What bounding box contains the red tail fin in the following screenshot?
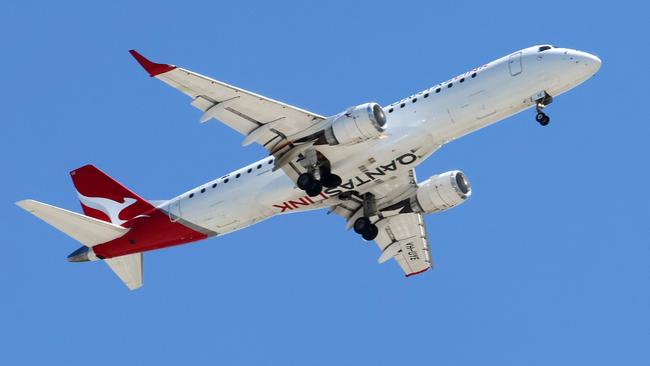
[70,165,155,226]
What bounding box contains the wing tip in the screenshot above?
[15,199,32,209]
[128,49,176,77]
[405,267,430,277]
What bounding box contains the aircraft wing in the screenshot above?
[129,50,325,151]
[330,169,433,277]
[373,212,432,276]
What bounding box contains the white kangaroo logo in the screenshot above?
[77,193,137,226]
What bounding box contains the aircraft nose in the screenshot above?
[573,50,602,74]
[583,52,601,72]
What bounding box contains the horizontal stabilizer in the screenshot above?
[106,253,143,290]
[16,199,128,247]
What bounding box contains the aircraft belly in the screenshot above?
[261,128,437,215]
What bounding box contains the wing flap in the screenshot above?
[375,213,433,276]
[158,68,321,136]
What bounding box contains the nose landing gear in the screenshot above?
[534,91,553,126]
[536,111,550,126]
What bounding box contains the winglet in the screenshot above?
[129,50,176,77]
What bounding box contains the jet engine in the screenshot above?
[412,170,471,214]
[323,102,387,145]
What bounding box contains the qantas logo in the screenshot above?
[273,192,330,213]
[77,193,137,225]
[322,153,417,196]
[273,152,419,213]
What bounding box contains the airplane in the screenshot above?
[16,45,601,290]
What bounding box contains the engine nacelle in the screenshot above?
[413,171,471,214]
[323,102,387,145]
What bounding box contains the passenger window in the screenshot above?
[268,159,273,164]
[212,183,217,188]
[224,179,229,183]
[400,103,405,108]
[424,93,429,98]
[247,168,252,173]
[388,108,393,113]
[200,188,205,193]
[435,88,441,93]
[412,98,417,103]
[189,193,194,198]
[235,173,241,178]
[471,73,477,78]
[459,78,465,83]
[448,83,453,88]
[257,164,262,169]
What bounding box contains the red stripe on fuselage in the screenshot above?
[92,208,208,258]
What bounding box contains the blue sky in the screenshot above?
[2,1,649,365]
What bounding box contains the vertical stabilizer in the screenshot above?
[70,165,155,226]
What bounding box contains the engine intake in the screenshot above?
[324,102,387,145]
[413,170,471,214]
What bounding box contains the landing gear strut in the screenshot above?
[296,150,342,197]
[352,193,379,241]
[535,92,553,126]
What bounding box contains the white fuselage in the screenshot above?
[160,45,601,236]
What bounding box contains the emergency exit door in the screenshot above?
[508,52,522,76]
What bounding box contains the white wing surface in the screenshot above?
[374,212,432,276]
[129,50,325,151]
[331,169,433,277]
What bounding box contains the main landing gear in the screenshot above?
[352,193,379,241]
[296,150,342,197]
[535,92,553,127]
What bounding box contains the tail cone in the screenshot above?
[67,246,99,262]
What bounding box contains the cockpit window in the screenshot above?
[538,45,552,52]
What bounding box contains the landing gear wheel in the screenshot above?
[361,224,379,241]
[321,173,342,188]
[297,173,314,190]
[540,115,550,126]
[353,217,372,235]
[536,112,550,126]
[305,180,323,197]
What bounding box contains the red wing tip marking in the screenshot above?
[70,164,95,176]
[128,50,176,77]
[405,267,430,277]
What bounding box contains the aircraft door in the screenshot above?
[508,52,522,76]
[168,199,181,222]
